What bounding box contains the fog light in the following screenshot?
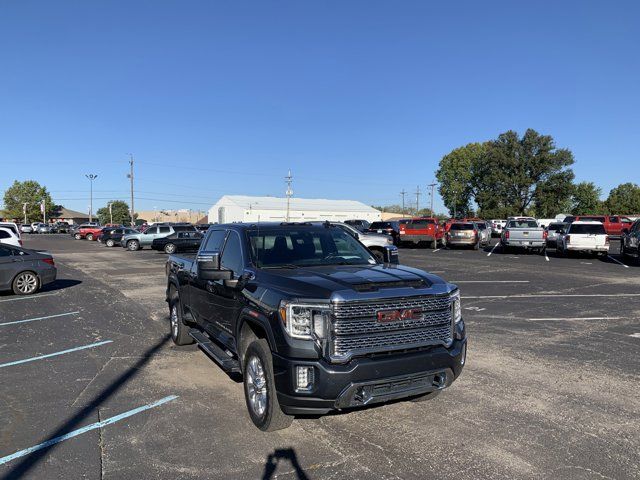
[460,344,467,366]
[296,366,314,392]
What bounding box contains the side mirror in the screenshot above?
[382,245,399,264]
[197,253,232,281]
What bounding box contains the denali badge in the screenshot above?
[376,308,422,323]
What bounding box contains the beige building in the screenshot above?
[136,209,208,224]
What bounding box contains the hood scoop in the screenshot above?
[352,279,429,292]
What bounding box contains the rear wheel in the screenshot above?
[164,243,177,254]
[243,339,293,431]
[169,297,194,346]
[12,271,39,295]
[86,233,94,241]
[127,240,140,251]
[105,239,115,247]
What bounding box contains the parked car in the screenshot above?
[620,219,640,265]
[151,231,203,254]
[121,224,197,251]
[474,221,491,247]
[311,222,394,263]
[489,219,507,237]
[99,227,139,247]
[446,222,481,249]
[556,221,609,257]
[0,227,23,247]
[37,224,52,234]
[165,222,465,430]
[367,221,400,245]
[0,244,56,295]
[195,224,213,233]
[1,222,21,239]
[51,221,70,233]
[562,215,633,237]
[398,217,444,248]
[344,219,371,232]
[545,222,566,248]
[501,217,546,253]
[75,225,104,241]
[19,224,34,234]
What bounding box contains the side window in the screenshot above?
[0,230,10,239]
[221,232,244,276]
[0,246,12,257]
[159,226,171,234]
[609,216,619,223]
[204,230,227,252]
[146,227,158,235]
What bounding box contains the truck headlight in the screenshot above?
[451,291,462,324]
[279,302,330,340]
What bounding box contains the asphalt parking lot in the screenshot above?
[1,235,639,479]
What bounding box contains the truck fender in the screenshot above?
[166,275,180,303]
[236,310,278,363]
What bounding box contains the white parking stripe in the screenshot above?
[463,293,640,299]
[608,255,629,268]
[630,333,640,338]
[487,243,499,257]
[544,252,550,262]
[0,311,80,327]
[432,248,441,253]
[0,293,58,303]
[0,395,178,466]
[453,280,529,283]
[527,317,621,322]
[0,341,112,369]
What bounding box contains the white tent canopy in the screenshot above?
[208,195,381,224]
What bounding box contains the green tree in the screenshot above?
[435,143,486,217]
[96,200,133,225]
[604,183,640,214]
[570,182,603,215]
[2,180,56,222]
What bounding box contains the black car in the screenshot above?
[368,221,400,244]
[620,219,640,265]
[166,222,466,431]
[344,219,370,232]
[51,221,70,234]
[195,224,213,233]
[100,227,139,247]
[151,230,203,254]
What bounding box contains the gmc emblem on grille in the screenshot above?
[376,308,423,323]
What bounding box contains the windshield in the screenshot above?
[247,226,376,268]
[569,224,606,234]
[508,220,538,228]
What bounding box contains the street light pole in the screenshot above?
[23,203,28,225]
[428,182,437,216]
[85,174,98,222]
[108,202,113,224]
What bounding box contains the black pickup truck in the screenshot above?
[166,222,467,431]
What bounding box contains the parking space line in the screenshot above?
[432,248,441,253]
[527,316,621,322]
[0,293,58,304]
[544,251,550,262]
[0,311,80,327]
[608,255,629,268]
[487,243,499,257]
[453,280,529,283]
[463,293,640,299]
[0,340,113,369]
[0,395,178,466]
[630,333,640,338]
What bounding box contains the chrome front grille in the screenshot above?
[330,294,453,362]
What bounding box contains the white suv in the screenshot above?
[557,221,609,257]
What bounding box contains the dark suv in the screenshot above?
[368,221,400,245]
[620,219,640,264]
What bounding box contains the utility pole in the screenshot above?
[415,185,421,215]
[85,174,98,222]
[41,199,46,224]
[127,155,135,227]
[428,182,437,216]
[285,169,293,222]
[400,190,407,218]
[23,202,28,225]
[108,202,113,224]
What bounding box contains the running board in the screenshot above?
[189,329,241,373]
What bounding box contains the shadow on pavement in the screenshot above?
[41,279,82,292]
[262,448,310,480]
[1,334,171,480]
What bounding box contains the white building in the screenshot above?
[208,195,381,224]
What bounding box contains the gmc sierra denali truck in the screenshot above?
[166,222,467,431]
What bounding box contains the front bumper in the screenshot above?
[272,338,467,415]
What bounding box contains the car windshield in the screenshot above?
[569,224,606,234]
[247,226,376,268]
[450,223,474,231]
[508,220,538,228]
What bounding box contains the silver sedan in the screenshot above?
[0,244,57,295]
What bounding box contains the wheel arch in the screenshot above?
[236,314,277,367]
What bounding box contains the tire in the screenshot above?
[243,338,293,431]
[371,249,384,263]
[164,243,177,254]
[12,271,39,295]
[169,297,194,346]
[127,240,140,251]
[74,233,82,240]
[106,239,115,247]
[473,241,479,250]
[86,233,94,241]
[410,389,441,403]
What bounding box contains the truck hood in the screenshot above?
[257,264,454,301]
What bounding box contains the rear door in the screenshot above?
[0,246,19,289]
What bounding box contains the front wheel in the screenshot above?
[86,233,94,241]
[243,339,293,431]
[106,239,115,247]
[371,249,384,263]
[164,243,177,254]
[74,233,82,240]
[127,240,140,251]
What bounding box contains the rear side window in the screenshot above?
[569,224,606,234]
[204,230,227,252]
[146,227,158,235]
[159,226,171,233]
[0,230,10,239]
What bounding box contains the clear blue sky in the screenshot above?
[1,1,638,215]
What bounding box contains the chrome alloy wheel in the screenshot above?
[170,305,179,338]
[246,356,267,417]
[15,273,38,294]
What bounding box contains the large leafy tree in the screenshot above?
[96,200,133,225]
[571,182,603,215]
[604,183,640,214]
[435,143,486,217]
[3,180,56,222]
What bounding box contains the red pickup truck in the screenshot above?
[74,225,105,241]
[562,215,634,237]
[398,217,445,248]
